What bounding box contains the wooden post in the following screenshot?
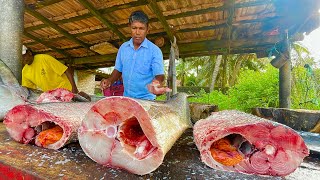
[166,37,178,100]
[0,0,24,82]
[279,31,291,108]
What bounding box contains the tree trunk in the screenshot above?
[180,58,185,86]
[221,55,228,93]
[209,55,222,92]
[229,55,244,86]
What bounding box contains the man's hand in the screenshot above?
[77,91,91,101]
[147,79,172,95]
[100,78,112,91]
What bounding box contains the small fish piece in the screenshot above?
[36,88,75,103]
[78,93,192,175]
[36,88,90,103]
[193,110,309,176]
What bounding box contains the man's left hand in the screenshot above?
[147,80,172,95]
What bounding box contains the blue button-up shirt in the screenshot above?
[115,38,164,100]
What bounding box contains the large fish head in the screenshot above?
[0,85,26,120]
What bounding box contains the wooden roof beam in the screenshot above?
[77,0,127,42]
[28,0,65,9]
[166,0,274,20]
[25,5,96,54]
[23,32,70,58]
[225,0,235,53]
[176,36,282,53]
[147,0,175,41]
[70,36,281,65]
[72,53,117,65]
[168,48,269,59]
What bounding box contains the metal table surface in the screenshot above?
[0,123,319,180]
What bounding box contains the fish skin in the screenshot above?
[193,110,309,176]
[0,59,29,120]
[78,93,192,175]
[0,59,20,86]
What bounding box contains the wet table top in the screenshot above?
[0,123,319,180]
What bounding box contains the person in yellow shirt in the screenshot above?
[22,49,91,101]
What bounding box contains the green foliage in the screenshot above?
[227,65,279,111]
[95,92,102,96]
[186,64,279,112]
[291,66,320,110]
[162,42,320,111]
[156,94,166,101]
[188,89,233,110]
[185,74,198,86]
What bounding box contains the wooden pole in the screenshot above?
[166,37,178,100]
[279,30,291,108]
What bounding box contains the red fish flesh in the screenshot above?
[193,110,309,176]
[36,88,90,103]
[4,102,95,149]
[78,93,191,175]
[36,88,75,103]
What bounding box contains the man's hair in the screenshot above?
[26,49,33,55]
[129,10,149,25]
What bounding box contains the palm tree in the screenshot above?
[174,53,267,93]
[209,55,222,92]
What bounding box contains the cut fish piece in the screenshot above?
[78,93,192,175]
[36,88,75,103]
[36,88,90,103]
[4,102,95,149]
[193,110,309,176]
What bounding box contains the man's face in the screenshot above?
[22,51,34,65]
[130,21,148,47]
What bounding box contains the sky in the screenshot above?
[300,10,320,63]
[301,28,320,61]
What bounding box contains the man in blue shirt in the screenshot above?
[100,10,170,100]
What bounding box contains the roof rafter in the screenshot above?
[77,0,127,42]
[23,32,71,58]
[32,0,65,9]
[70,35,281,65]
[225,0,236,53]
[25,5,96,54]
[147,0,175,41]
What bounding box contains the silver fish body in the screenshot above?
[0,59,29,120]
